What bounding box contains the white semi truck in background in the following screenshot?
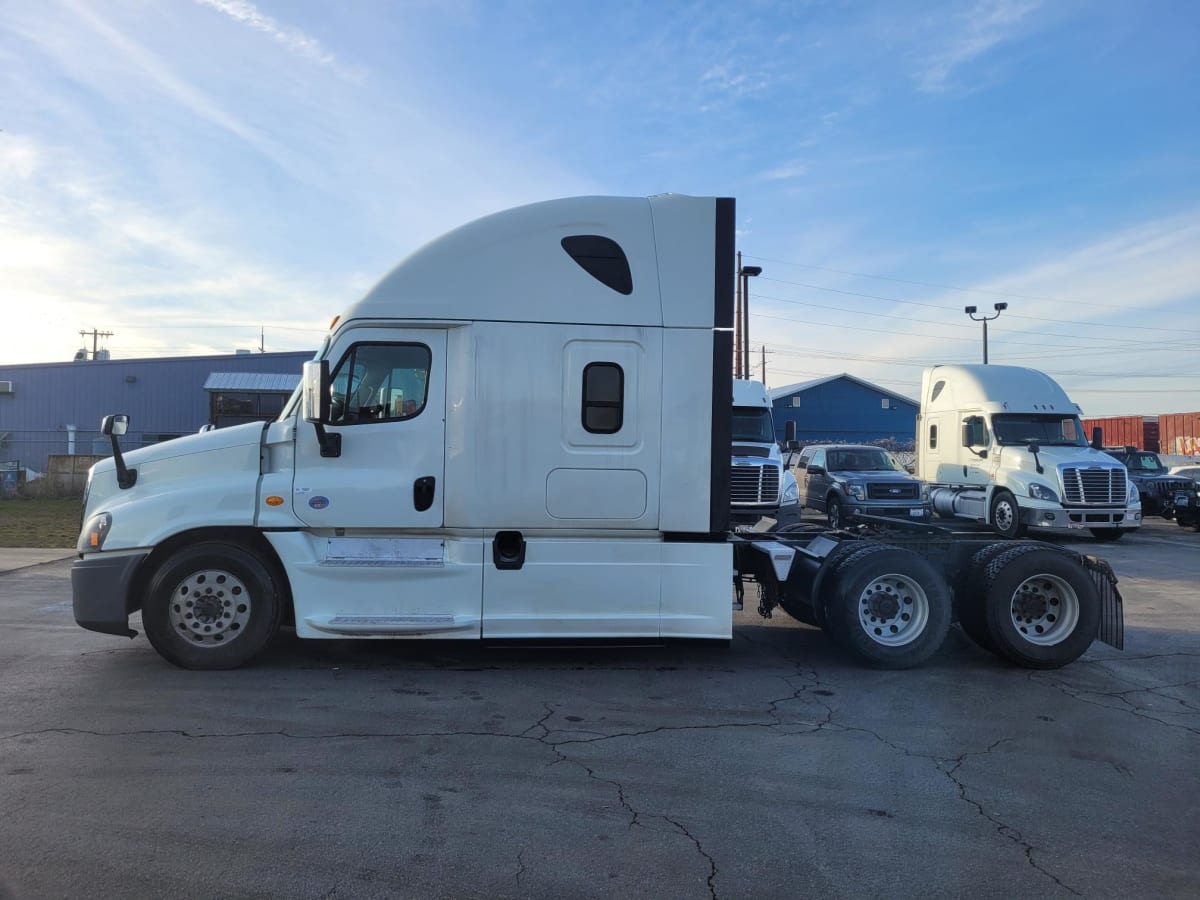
[730,378,799,528]
[72,195,1124,672]
[917,364,1142,541]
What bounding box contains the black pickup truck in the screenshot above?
[1103,447,1194,519]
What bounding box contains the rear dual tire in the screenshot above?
[821,545,951,669]
[957,544,1099,669]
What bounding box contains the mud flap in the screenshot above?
[1082,555,1124,650]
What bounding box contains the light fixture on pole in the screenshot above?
[964,302,1007,364]
[739,264,762,379]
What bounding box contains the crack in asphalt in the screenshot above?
[940,738,1083,898]
[1028,671,1200,737]
[514,847,527,890]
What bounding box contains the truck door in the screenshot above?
[285,328,482,638]
[294,330,447,528]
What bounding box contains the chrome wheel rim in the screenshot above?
[857,573,929,647]
[829,502,841,529]
[1009,573,1079,646]
[168,568,251,646]
[994,499,1016,533]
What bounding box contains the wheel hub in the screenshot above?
[857,574,928,647]
[865,589,901,620]
[1013,587,1049,621]
[168,569,252,645]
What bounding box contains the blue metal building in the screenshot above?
[0,351,311,474]
[768,374,919,447]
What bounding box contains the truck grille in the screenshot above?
[731,464,779,505]
[1152,479,1193,499]
[867,483,919,500]
[1061,467,1125,505]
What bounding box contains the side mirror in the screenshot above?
[101,414,129,437]
[808,464,826,476]
[302,360,331,424]
[786,439,800,451]
[302,360,341,458]
[785,421,797,443]
[1090,427,1103,450]
[99,414,136,489]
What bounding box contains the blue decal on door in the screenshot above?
[309,495,330,510]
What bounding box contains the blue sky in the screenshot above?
[2,0,1198,415]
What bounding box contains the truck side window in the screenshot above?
[581,362,624,434]
[929,425,938,449]
[328,342,431,425]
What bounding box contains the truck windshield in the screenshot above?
[1127,452,1165,472]
[827,449,904,471]
[732,407,775,443]
[992,414,1086,447]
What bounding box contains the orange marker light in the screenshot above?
[265,496,284,507]
[329,315,340,331]
[90,532,100,547]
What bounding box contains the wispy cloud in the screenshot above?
[758,161,808,182]
[916,0,1042,93]
[193,0,347,74]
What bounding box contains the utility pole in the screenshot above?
[737,259,762,381]
[760,345,768,383]
[964,303,1007,364]
[79,329,113,361]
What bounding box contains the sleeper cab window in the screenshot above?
[561,235,633,295]
[328,342,431,425]
[582,362,624,434]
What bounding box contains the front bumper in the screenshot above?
[71,551,150,637]
[845,502,933,523]
[1020,506,1142,531]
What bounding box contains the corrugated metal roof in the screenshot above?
[203,372,301,393]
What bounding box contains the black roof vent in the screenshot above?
[561,235,633,295]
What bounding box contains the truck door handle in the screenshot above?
[413,476,436,512]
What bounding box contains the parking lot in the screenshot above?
[1,519,1197,899]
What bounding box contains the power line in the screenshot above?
[755,275,1200,336]
[744,255,1174,313]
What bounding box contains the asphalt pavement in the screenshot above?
[1,520,1197,899]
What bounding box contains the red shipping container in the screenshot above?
[1080,415,1158,451]
[1160,412,1200,456]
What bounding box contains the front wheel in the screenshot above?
[827,496,845,530]
[821,546,951,669]
[142,541,285,670]
[1089,528,1126,542]
[989,490,1026,539]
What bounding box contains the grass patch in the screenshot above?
[0,497,82,548]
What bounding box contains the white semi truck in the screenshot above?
[730,378,799,528]
[72,195,1124,671]
[917,365,1141,541]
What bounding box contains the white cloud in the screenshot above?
[759,161,808,182]
[916,0,1042,93]
[193,0,341,71]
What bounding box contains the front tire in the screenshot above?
[821,546,951,669]
[827,496,845,530]
[142,541,284,670]
[975,545,1100,669]
[989,490,1026,539]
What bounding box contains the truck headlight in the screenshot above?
[846,483,866,501]
[78,513,112,553]
[919,482,930,501]
[782,477,799,504]
[1028,483,1058,503]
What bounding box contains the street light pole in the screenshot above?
[964,302,1008,364]
[738,262,762,380]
